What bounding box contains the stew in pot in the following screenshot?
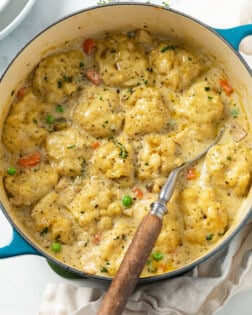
[1,29,252,277]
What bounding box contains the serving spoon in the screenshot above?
[97,127,225,315]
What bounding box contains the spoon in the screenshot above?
[97,127,225,315]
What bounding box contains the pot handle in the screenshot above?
[215,24,252,51]
[0,228,40,258]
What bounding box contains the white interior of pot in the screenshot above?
[0,3,252,276]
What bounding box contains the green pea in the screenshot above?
[7,167,16,176]
[45,115,55,124]
[152,252,164,261]
[51,242,62,252]
[122,195,133,207]
[56,105,64,113]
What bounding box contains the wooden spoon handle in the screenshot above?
[97,213,162,315]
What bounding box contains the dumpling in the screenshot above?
[2,91,49,153]
[205,142,252,196]
[31,191,74,244]
[124,86,170,136]
[33,50,84,103]
[91,137,134,180]
[149,42,203,91]
[45,128,87,176]
[67,178,122,230]
[95,33,149,87]
[177,81,224,139]
[137,134,177,179]
[4,164,58,206]
[180,187,229,244]
[71,86,123,137]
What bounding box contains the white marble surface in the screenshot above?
[1,1,252,314]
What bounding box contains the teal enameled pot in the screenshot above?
[0,3,252,283]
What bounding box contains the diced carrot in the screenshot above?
[186,167,198,180]
[18,151,41,167]
[86,69,101,85]
[82,38,96,55]
[91,141,100,149]
[132,186,144,199]
[17,87,27,98]
[219,79,234,96]
[158,263,167,272]
[92,232,102,245]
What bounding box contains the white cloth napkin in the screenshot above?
[39,1,252,314]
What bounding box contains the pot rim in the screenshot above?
[1,2,252,283]
[1,2,252,81]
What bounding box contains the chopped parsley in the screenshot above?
[127,31,134,38]
[63,75,73,82]
[204,86,210,91]
[40,227,49,236]
[162,1,170,7]
[111,139,128,160]
[57,80,63,88]
[81,159,86,173]
[97,0,114,5]
[67,145,76,149]
[206,233,214,241]
[100,266,109,273]
[231,108,239,118]
[160,45,176,53]
[118,143,128,159]
[102,120,109,128]
[147,265,157,273]
[146,67,153,73]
